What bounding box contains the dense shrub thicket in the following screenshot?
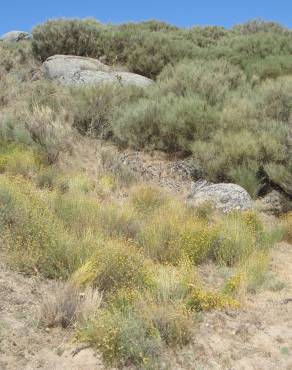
[32,18,292,79]
[28,18,292,197]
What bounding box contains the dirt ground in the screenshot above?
[0,260,104,370]
[0,242,291,370]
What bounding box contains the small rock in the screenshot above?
[188,180,253,213]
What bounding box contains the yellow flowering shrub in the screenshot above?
[78,307,162,368]
[283,212,292,242]
[223,273,243,296]
[52,192,101,237]
[0,145,40,178]
[72,239,154,293]
[187,287,239,311]
[180,220,218,264]
[0,175,85,278]
[212,212,259,266]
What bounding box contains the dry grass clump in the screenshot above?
[129,185,167,214]
[24,105,73,164]
[40,281,102,328]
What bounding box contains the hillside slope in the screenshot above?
[1,242,292,369]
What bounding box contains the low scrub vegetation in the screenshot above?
[0,146,282,367]
[0,17,290,368]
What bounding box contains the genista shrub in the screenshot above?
[0,40,39,79]
[36,167,59,189]
[78,307,162,368]
[187,288,239,311]
[129,185,167,214]
[0,176,86,278]
[180,220,218,265]
[137,201,187,263]
[72,239,154,293]
[153,261,197,303]
[24,105,73,164]
[1,16,291,368]
[0,144,40,178]
[283,212,292,243]
[79,287,194,367]
[136,299,194,347]
[211,211,274,266]
[52,193,101,237]
[210,32,292,70]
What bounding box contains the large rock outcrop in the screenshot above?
[188,180,253,213]
[42,55,153,88]
[0,31,30,43]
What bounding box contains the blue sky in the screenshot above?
[1,0,292,34]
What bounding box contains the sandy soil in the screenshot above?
[0,260,104,370]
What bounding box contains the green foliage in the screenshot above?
[32,18,103,61]
[232,19,288,35]
[113,93,218,152]
[0,176,86,278]
[158,59,245,105]
[245,55,292,80]
[0,144,40,178]
[79,307,162,368]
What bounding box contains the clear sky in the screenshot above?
[1,0,292,34]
